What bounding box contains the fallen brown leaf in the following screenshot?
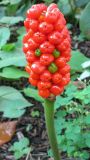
[0,121,17,146]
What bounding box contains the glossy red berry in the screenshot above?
[29,77,38,86]
[40,70,52,82]
[38,81,51,90]
[48,31,62,45]
[31,61,46,74]
[55,57,66,68]
[28,38,39,50]
[50,85,64,95]
[39,89,50,98]
[26,51,37,63]
[40,41,55,54]
[52,73,62,84]
[40,54,54,65]
[39,22,53,34]
[33,32,46,44]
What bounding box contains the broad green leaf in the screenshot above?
[0,67,29,79]
[10,0,21,4]
[23,88,44,102]
[80,2,90,40]
[85,114,90,124]
[9,137,30,160]
[54,96,72,110]
[0,86,32,118]
[75,0,90,7]
[2,43,15,51]
[0,16,24,25]
[75,85,90,104]
[58,0,71,15]
[69,50,89,72]
[0,27,10,49]
[0,49,26,68]
[85,133,90,147]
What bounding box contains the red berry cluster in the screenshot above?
[23,3,71,98]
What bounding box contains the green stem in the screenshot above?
[44,99,61,160]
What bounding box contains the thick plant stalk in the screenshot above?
[44,99,61,160]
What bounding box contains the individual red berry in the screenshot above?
[28,38,39,50]
[28,19,38,32]
[27,5,41,19]
[23,34,29,43]
[61,48,71,57]
[33,32,46,44]
[61,26,69,39]
[31,61,46,74]
[55,57,66,68]
[52,73,62,84]
[45,10,58,24]
[40,41,55,54]
[60,74,70,86]
[39,89,50,98]
[50,85,64,95]
[48,31,62,45]
[26,51,37,63]
[39,22,53,34]
[40,70,52,82]
[59,64,70,75]
[30,71,40,80]
[47,3,57,12]
[23,29,34,43]
[40,54,54,65]
[55,18,66,32]
[38,81,51,90]
[23,43,29,53]
[25,65,31,74]
[57,39,71,52]
[24,18,30,28]
[29,77,38,86]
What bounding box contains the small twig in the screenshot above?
[25,148,32,160]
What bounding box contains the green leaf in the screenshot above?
[10,137,30,160]
[2,43,15,51]
[0,49,26,68]
[75,0,90,7]
[0,67,29,79]
[85,114,90,124]
[9,0,21,5]
[0,16,24,25]
[55,96,72,110]
[80,2,90,40]
[75,85,90,104]
[69,50,89,73]
[85,133,90,147]
[23,88,44,102]
[57,0,71,15]
[31,110,40,117]
[65,82,77,97]
[0,86,32,118]
[0,27,10,49]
